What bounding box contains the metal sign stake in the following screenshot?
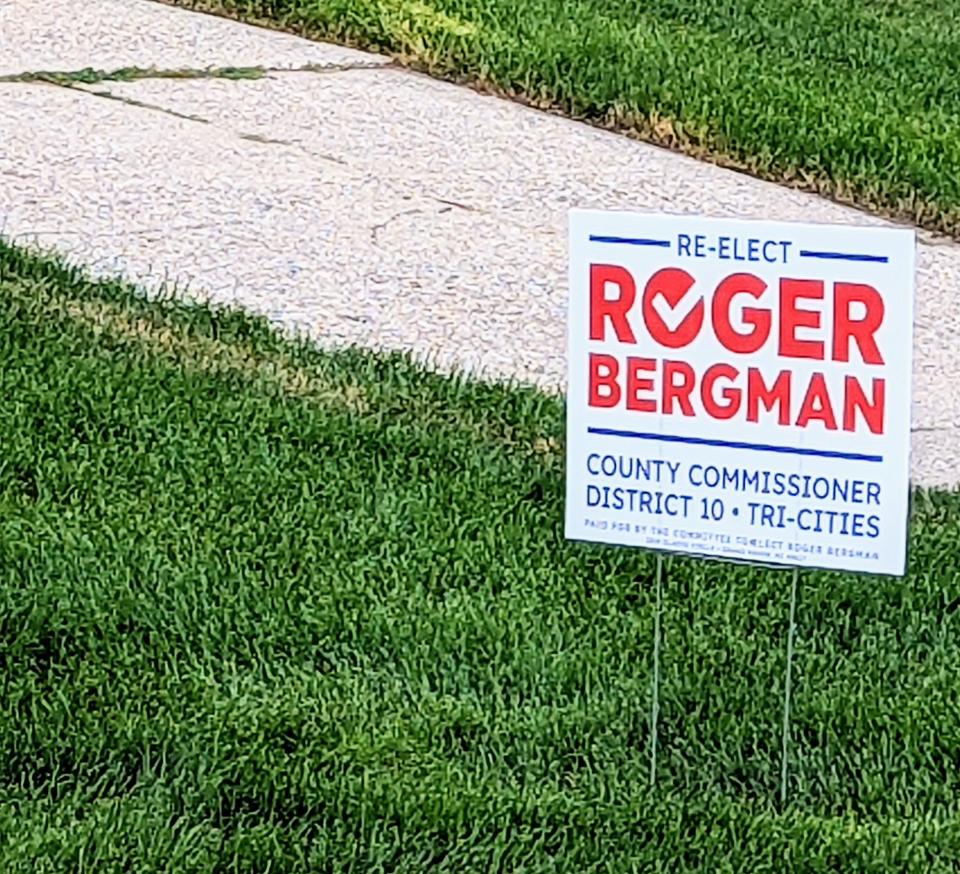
[650,551,664,785]
[780,566,800,804]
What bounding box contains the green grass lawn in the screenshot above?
[2,239,960,871]
[167,0,960,237]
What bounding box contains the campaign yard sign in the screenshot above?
[565,211,916,576]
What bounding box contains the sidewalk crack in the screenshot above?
[371,208,424,243]
[80,88,211,124]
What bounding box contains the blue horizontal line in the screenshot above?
[799,249,888,264]
[589,235,671,248]
[587,427,883,463]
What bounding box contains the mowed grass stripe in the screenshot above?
[1,240,960,871]
[166,0,960,237]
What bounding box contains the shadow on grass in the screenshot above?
[1,239,959,871]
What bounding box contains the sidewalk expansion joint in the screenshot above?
[0,61,391,87]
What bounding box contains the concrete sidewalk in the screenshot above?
[1,0,957,486]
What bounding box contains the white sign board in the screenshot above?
[565,211,915,575]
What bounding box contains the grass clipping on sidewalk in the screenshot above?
[167,0,960,239]
[1,240,960,871]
